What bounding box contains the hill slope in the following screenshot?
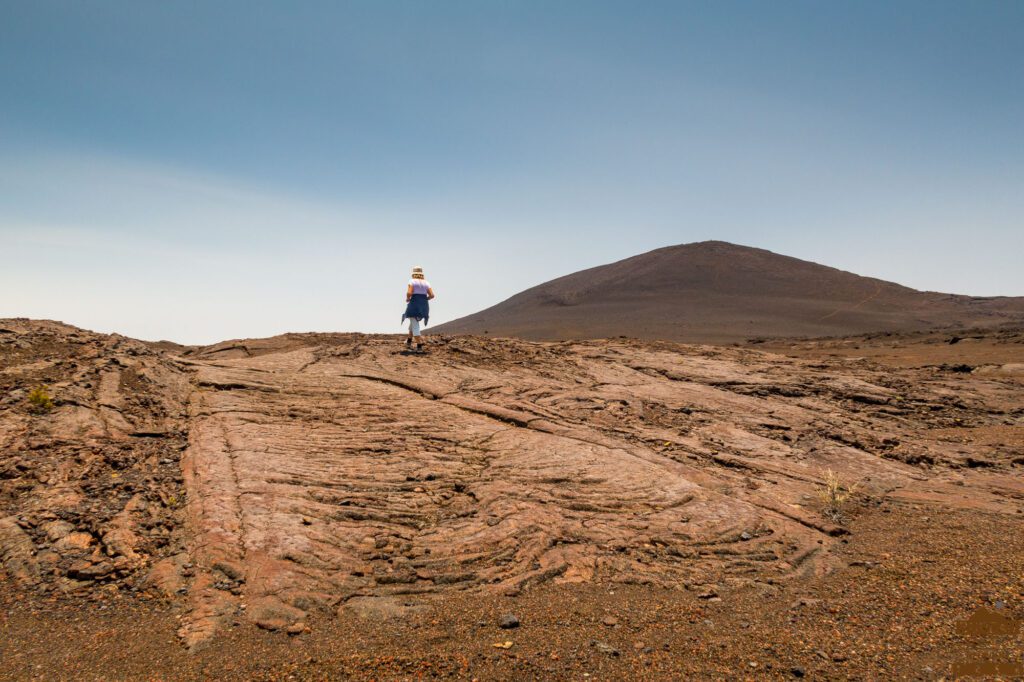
[432,241,1024,342]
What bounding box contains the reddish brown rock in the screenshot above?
[53,532,94,553]
[3,320,1023,651]
[247,596,306,631]
[67,559,114,580]
[41,520,74,542]
[0,516,39,585]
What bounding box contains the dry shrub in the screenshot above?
[27,385,55,413]
[816,468,860,523]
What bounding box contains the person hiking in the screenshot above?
[402,266,434,351]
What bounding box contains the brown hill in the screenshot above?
[432,241,1024,342]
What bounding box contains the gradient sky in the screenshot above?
[2,1,1022,344]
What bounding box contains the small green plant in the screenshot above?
[815,468,860,523]
[27,385,55,413]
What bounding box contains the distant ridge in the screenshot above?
[432,241,1024,343]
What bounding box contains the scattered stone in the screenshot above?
[601,615,619,627]
[341,595,425,620]
[102,527,140,561]
[848,560,874,568]
[68,560,114,580]
[212,560,245,582]
[247,596,306,632]
[592,641,620,657]
[41,520,75,542]
[499,614,520,629]
[53,532,94,553]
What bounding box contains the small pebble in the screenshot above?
[499,614,520,629]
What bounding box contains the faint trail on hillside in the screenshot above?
[818,282,884,322]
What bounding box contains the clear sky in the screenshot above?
[2,1,1022,344]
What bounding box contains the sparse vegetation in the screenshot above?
[816,468,860,523]
[27,385,55,413]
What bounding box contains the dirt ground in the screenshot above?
[2,504,1022,681]
[1,320,1022,680]
[752,327,1024,369]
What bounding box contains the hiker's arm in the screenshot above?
[406,284,413,302]
[427,287,435,300]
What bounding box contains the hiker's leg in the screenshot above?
[410,318,425,350]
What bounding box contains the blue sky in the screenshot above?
[2,1,1022,343]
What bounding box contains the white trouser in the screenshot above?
[407,318,422,337]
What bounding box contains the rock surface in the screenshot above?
[2,319,1022,651]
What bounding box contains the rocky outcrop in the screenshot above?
[2,320,1022,649]
[0,319,191,596]
[0,515,39,584]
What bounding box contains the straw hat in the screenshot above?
[411,266,425,279]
